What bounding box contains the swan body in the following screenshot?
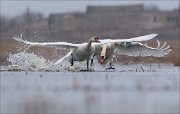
[71,42,95,61]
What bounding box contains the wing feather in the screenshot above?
[159,42,167,49]
[53,50,73,65]
[115,41,171,57]
[12,36,79,49]
[99,34,158,44]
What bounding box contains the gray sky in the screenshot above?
[1,0,179,18]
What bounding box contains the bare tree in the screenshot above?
[23,6,32,36]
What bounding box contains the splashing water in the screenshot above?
[6,51,89,71]
[7,52,53,71]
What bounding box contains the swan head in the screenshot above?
[89,36,101,43]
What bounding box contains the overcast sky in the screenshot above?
[1,0,179,18]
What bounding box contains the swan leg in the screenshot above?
[90,59,93,66]
[80,60,94,72]
[71,54,74,66]
[90,54,95,66]
[86,60,89,70]
[106,62,116,70]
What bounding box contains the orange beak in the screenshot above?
[100,56,104,64]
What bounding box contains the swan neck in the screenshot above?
[101,44,107,57]
[87,40,92,49]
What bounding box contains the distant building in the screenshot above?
[86,4,143,14]
[48,4,179,42]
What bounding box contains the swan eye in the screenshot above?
[95,37,99,41]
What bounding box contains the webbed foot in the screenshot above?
[105,67,116,70]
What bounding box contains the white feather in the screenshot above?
[99,34,158,44]
[12,36,81,49]
[159,42,167,49]
[54,50,73,65]
[156,40,160,49]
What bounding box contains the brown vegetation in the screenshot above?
[0,40,179,66]
[167,41,180,66]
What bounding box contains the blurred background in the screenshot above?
[0,1,179,114]
[0,0,179,65]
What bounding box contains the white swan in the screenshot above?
[12,35,101,70]
[94,39,171,70]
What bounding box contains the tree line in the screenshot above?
[1,7,44,32]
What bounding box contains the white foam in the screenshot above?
[7,52,52,71]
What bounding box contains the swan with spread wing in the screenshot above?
[13,35,101,70]
[94,37,171,70]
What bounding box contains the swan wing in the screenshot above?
[99,34,158,44]
[12,36,79,49]
[115,40,171,57]
[54,50,73,65]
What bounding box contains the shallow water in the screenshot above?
[1,65,179,113]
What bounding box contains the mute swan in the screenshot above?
[12,35,100,70]
[94,39,171,70]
